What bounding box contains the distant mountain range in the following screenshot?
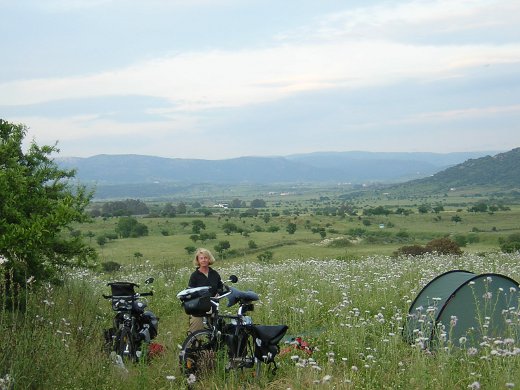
[54,149,518,199]
[56,151,498,185]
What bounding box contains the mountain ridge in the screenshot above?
[55,150,500,185]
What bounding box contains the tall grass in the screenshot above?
[2,252,520,389]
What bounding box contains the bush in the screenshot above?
[424,237,462,256]
[101,261,122,272]
[452,234,468,247]
[394,245,428,257]
[395,237,462,257]
[327,238,352,248]
[499,233,520,253]
[257,251,273,261]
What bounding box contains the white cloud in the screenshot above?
[2,41,519,113]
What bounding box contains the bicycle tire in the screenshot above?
[115,326,136,362]
[179,329,217,377]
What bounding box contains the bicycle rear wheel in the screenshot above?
[179,329,217,377]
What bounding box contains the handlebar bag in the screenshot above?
[108,282,138,297]
[178,287,212,317]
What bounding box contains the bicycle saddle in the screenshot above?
[226,287,259,307]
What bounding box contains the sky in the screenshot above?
[1,0,520,160]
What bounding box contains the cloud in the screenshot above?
[2,41,519,112]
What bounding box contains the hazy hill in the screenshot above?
[56,151,495,185]
[389,147,520,193]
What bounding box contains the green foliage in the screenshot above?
[214,240,231,255]
[161,202,176,217]
[100,199,149,217]
[222,222,238,235]
[326,237,351,248]
[191,219,206,234]
[468,202,488,213]
[100,261,121,272]
[451,215,462,223]
[115,217,149,238]
[185,245,196,255]
[286,222,297,235]
[453,234,468,247]
[499,233,520,253]
[248,240,258,249]
[0,120,96,287]
[257,250,273,261]
[363,206,391,216]
[250,198,266,208]
[418,204,430,214]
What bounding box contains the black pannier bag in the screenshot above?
[252,325,288,363]
[141,311,159,339]
[178,287,212,317]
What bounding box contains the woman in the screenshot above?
[187,248,223,334]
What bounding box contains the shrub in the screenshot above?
[394,245,428,257]
[327,238,352,248]
[499,233,520,253]
[424,237,462,255]
[101,261,122,272]
[257,251,273,262]
[452,234,468,247]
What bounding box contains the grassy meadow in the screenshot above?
[2,188,520,389]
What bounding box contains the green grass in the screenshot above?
[3,190,520,388]
[3,252,520,389]
[77,202,520,268]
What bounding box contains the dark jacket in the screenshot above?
[188,267,223,296]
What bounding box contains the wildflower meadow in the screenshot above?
[2,251,520,389]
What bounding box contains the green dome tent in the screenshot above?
[404,270,519,348]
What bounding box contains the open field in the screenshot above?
[78,188,520,268]
[3,251,520,389]
[2,187,520,388]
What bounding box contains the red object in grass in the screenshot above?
[148,342,165,358]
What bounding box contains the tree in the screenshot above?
[0,120,96,287]
[162,202,176,217]
[191,219,206,234]
[250,199,266,208]
[115,216,148,238]
[177,202,187,214]
[231,198,245,208]
[214,240,231,256]
[286,222,297,235]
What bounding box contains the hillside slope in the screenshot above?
[390,148,520,193]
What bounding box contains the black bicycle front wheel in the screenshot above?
[179,329,217,377]
[115,326,136,362]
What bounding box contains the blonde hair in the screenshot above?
[193,248,216,267]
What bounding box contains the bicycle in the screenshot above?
[102,277,159,362]
[177,275,288,379]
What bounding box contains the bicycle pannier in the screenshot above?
[253,324,288,363]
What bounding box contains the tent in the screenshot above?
[404,270,519,348]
